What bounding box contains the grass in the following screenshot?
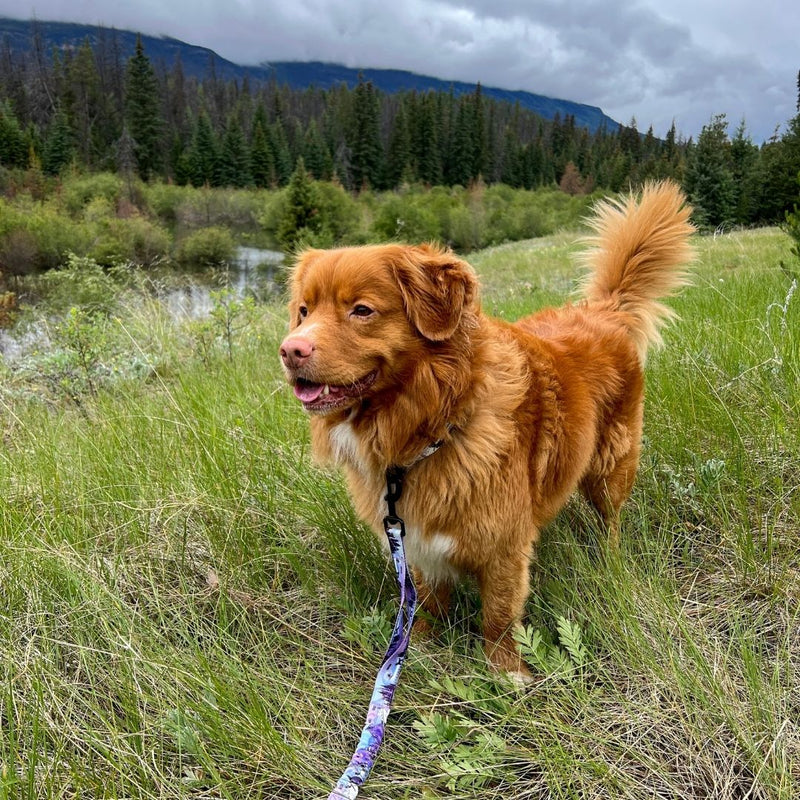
[0,226,798,798]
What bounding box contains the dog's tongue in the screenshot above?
[294,381,325,403]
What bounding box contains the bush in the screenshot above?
[1,198,92,271]
[371,193,442,243]
[33,253,123,313]
[174,226,236,267]
[61,172,124,216]
[89,214,172,267]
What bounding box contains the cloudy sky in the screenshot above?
[2,0,797,143]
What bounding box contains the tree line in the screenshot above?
[0,32,799,231]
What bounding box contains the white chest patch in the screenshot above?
[329,421,364,471]
[402,527,458,586]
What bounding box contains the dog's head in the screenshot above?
[279,243,478,415]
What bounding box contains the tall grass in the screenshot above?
[0,226,797,798]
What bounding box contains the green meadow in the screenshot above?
[0,225,797,798]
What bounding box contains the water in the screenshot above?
[0,246,285,361]
[162,246,285,319]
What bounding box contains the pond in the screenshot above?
[0,246,286,362]
[161,246,285,319]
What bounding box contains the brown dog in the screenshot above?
[279,182,693,677]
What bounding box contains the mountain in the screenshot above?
[0,17,621,134]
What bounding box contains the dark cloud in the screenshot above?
[4,0,797,141]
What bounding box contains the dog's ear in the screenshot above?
[392,245,477,341]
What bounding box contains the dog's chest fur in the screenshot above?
[327,420,458,584]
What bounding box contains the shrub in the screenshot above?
[371,193,442,243]
[174,226,236,268]
[33,253,122,314]
[89,214,172,267]
[61,172,124,216]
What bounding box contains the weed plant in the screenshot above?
[0,226,797,798]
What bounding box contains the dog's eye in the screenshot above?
[351,304,375,318]
[298,305,308,319]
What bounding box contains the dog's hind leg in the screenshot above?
[580,441,641,547]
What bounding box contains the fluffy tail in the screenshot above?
[579,181,695,362]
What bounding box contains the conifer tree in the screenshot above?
[187,110,219,186]
[0,102,29,168]
[124,35,164,179]
[350,76,382,190]
[383,103,411,188]
[302,119,332,181]
[276,157,322,252]
[218,115,251,187]
[250,119,275,188]
[684,114,736,229]
[269,118,293,185]
[41,109,74,175]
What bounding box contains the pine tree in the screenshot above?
[729,119,760,224]
[218,115,251,187]
[0,102,29,168]
[276,157,322,252]
[124,35,164,179]
[250,119,275,188]
[187,110,219,186]
[42,109,74,175]
[302,119,332,181]
[446,95,476,186]
[383,103,411,188]
[349,76,382,190]
[269,119,293,186]
[684,114,736,229]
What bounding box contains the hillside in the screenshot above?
[0,16,621,133]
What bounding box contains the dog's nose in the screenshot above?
[280,335,314,370]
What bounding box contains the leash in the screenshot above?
[328,440,443,799]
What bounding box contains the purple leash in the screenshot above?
[327,466,418,800]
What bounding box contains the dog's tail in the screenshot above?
[579,181,694,362]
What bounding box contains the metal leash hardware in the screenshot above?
[327,467,417,800]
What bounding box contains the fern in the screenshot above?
[556,616,589,669]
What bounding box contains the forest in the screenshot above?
[0,32,799,235]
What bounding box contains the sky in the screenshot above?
[2,0,798,143]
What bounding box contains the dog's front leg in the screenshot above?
[411,569,452,637]
[476,546,533,678]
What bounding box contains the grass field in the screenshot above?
[0,226,797,799]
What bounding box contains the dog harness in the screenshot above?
[327,440,443,799]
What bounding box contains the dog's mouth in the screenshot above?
[292,371,377,413]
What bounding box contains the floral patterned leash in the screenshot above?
[328,445,442,799]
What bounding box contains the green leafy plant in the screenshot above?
[514,616,590,680]
[189,287,256,364]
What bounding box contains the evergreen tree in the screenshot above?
[684,114,736,229]
[41,109,74,175]
[413,93,442,185]
[218,115,251,187]
[759,113,800,221]
[64,38,104,167]
[349,76,382,190]
[302,119,332,180]
[276,157,322,252]
[0,102,28,168]
[269,118,293,185]
[383,103,411,188]
[729,120,760,224]
[124,35,164,179]
[187,110,219,186]
[250,119,275,188]
[446,95,476,186]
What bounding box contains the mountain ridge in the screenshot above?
[0,16,621,134]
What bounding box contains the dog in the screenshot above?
[279,181,694,677]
